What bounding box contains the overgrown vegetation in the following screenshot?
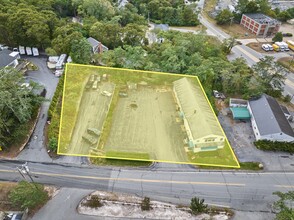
[255,140,294,153]
[0,68,43,150]
[190,197,208,215]
[273,191,294,220]
[9,181,48,211]
[141,197,152,211]
[47,74,64,153]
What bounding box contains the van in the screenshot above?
[281,42,289,51]
[266,44,273,51]
[92,80,98,89]
[261,44,269,51]
[275,42,285,52]
[272,44,280,52]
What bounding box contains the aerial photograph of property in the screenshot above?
[0,0,294,219]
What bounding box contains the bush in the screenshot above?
[141,197,151,211]
[9,181,48,210]
[190,197,208,215]
[254,140,294,153]
[272,32,283,42]
[48,137,58,152]
[85,195,103,208]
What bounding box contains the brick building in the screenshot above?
[240,13,281,37]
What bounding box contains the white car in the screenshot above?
[266,44,273,51]
[101,90,112,97]
[261,44,269,51]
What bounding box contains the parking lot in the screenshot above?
[218,107,294,171]
[105,86,188,163]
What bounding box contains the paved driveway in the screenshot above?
[17,57,59,162]
[218,108,294,171]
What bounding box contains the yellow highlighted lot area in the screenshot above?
[58,64,240,168]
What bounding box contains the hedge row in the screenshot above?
[254,140,294,153]
[47,75,64,152]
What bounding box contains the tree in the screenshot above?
[122,24,147,47]
[0,68,43,148]
[52,23,85,54]
[70,38,92,64]
[90,21,123,49]
[190,197,208,215]
[222,37,237,54]
[273,191,294,220]
[252,56,287,97]
[272,32,283,43]
[78,0,115,20]
[277,11,291,22]
[9,181,48,210]
[216,9,234,25]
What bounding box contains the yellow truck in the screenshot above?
[272,43,280,52]
[286,40,294,51]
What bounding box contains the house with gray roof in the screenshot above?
[87,37,108,54]
[173,77,225,152]
[248,94,294,142]
[0,49,20,68]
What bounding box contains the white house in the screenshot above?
[173,77,225,152]
[87,37,108,54]
[248,94,294,142]
[0,49,20,68]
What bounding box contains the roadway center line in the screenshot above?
[275,185,294,188]
[235,45,260,63]
[0,169,244,187]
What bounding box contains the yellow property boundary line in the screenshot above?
[57,63,240,168]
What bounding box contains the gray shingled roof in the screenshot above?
[0,49,16,68]
[173,77,223,140]
[87,37,108,51]
[249,94,294,137]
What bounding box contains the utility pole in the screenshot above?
[17,162,38,190]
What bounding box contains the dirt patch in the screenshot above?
[219,23,257,39]
[104,86,188,163]
[246,42,277,53]
[0,182,17,211]
[78,191,231,220]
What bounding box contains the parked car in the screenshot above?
[101,90,112,97]
[266,44,273,51]
[213,90,225,99]
[261,44,269,51]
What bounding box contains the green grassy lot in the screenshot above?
[59,64,240,168]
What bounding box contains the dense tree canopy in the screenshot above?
[0,68,43,149]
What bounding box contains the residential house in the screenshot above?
[248,94,294,142]
[87,37,108,54]
[0,49,20,68]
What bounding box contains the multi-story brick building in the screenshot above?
[240,13,281,37]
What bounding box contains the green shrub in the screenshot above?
[9,181,48,210]
[48,137,58,152]
[85,195,103,208]
[254,140,294,153]
[190,197,208,215]
[141,197,151,211]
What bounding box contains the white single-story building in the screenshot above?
[248,94,294,142]
[173,77,225,152]
[0,49,20,68]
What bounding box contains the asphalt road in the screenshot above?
[1,160,293,213]
[197,13,294,103]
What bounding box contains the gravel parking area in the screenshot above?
[105,86,188,163]
[218,107,294,171]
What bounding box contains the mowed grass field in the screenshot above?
[59,64,239,168]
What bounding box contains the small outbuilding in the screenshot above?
[230,107,251,120]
